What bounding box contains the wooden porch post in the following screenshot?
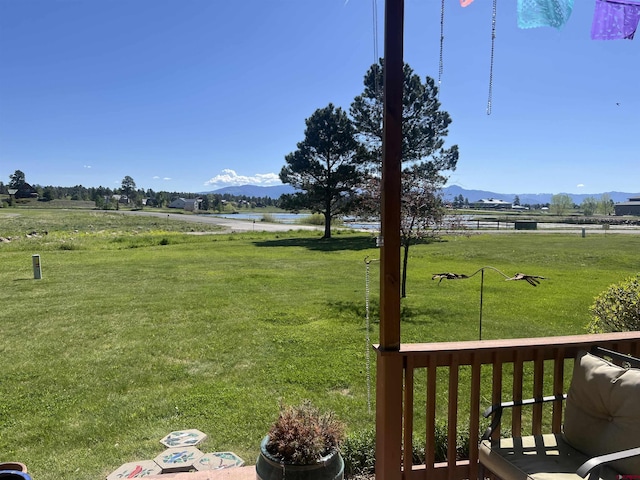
[376,1,404,480]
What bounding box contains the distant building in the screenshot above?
[471,198,513,210]
[614,197,640,216]
[110,194,129,204]
[168,198,200,211]
[14,182,38,199]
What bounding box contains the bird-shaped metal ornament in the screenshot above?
[432,272,469,284]
[505,273,546,286]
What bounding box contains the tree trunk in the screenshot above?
[401,243,409,298]
[323,212,332,239]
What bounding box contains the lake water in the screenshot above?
[205,213,307,223]
[203,213,379,230]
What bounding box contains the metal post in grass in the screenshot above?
[32,254,42,280]
[432,267,546,340]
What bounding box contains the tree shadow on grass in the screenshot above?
[327,299,448,325]
[253,235,376,252]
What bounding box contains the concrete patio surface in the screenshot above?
[146,465,255,480]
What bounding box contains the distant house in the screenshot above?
[14,182,38,199]
[471,198,513,210]
[110,194,129,204]
[168,198,200,211]
[614,197,640,216]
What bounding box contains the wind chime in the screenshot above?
[437,0,499,114]
[438,0,640,114]
[363,255,379,415]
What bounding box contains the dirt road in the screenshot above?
[116,210,324,233]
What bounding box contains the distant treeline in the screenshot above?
[0,181,281,209]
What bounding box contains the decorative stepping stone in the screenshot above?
[106,459,162,479]
[194,451,245,471]
[160,429,208,448]
[154,446,204,473]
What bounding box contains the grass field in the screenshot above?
[2,209,640,479]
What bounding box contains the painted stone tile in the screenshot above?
[106,460,162,479]
[194,451,245,471]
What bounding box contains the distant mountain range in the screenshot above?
[441,186,640,205]
[203,184,640,205]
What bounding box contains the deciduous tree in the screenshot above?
[598,193,614,215]
[581,196,598,216]
[550,194,573,215]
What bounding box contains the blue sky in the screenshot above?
[1,0,638,195]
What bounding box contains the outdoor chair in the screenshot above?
[478,347,640,480]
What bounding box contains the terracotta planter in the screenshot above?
[256,436,344,480]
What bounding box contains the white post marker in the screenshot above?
[32,254,42,279]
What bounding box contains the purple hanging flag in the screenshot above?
[592,0,640,40]
[517,0,575,29]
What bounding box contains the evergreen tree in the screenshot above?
[350,60,458,296]
[280,104,364,239]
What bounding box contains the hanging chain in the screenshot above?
[365,3,379,416]
[372,0,381,129]
[487,0,497,115]
[438,0,445,91]
[372,0,379,65]
[364,257,372,415]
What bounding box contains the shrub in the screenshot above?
[265,400,345,465]
[295,214,344,227]
[261,213,277,223]
[342,421,472,478]
[342,428,376,477]
[588,275,640,333]
[412,422,448,464]
[296,214,325,226]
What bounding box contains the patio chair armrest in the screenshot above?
[576,446,640,478]
[481,394,567,441]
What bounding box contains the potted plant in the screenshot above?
[0,462,30,480]
[256,400,345,480]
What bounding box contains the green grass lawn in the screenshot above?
[2,210,640,479]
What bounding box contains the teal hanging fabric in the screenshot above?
[517,0,575,29]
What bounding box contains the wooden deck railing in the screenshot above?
[375,331,640,480]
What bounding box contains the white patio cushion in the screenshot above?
[479,433,618,480]
[563,350,640,475]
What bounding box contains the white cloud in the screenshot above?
[163,177,171,181]
[153,175,160,179]
[577,184,585,188]
[83,165,92,169]
[204,169,281,187]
